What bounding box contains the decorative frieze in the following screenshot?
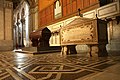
[61,18,98,45]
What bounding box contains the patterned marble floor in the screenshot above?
[0,51,120,80]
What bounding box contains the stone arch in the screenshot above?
[13,0,31,49]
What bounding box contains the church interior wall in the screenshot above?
[0,0,13,51]
[107,20,120,51]
[0,4,4,40]
[47,0,120,53]
[38,0,54,11]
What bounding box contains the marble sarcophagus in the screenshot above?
[60,17,108,57]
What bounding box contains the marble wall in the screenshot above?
[0,0,13,51]
[0,1,4,40]
[107,20,120,51]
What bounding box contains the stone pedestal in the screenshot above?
[89,44,108,57]
[88,45,98,57]
[61,45,77,55]
[98,44,108,57]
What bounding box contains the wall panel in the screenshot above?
[38,0,99,27]
[83,0,90,8]
[67,4,71,15]
[63,6,67,16]
[77,0,83,10]
[72,0,77,13]
[67,0,70,4]
[63,0,67,6]
[39,0,54,11]
[90,0,96,5]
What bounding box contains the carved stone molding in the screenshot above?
[97,1,119,18]
[4,1,13,9]
[60,18,99,45]
[30,6,38,14]
[83,0,120,19]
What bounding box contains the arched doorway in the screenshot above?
[13,1,30,49]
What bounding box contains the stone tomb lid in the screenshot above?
[62,17,94,28]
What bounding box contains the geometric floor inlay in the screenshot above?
[0,51,119,80]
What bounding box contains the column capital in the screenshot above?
[30,6,38,14]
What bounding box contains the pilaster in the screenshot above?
[0,0,13,51]
[29,2,39,33]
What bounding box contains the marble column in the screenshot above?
[21,18,25,47]
[16,21,21,48]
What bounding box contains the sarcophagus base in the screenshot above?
[88,44,108,57]
[61,45,77,55]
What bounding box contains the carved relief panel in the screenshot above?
[60,18,108,46]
